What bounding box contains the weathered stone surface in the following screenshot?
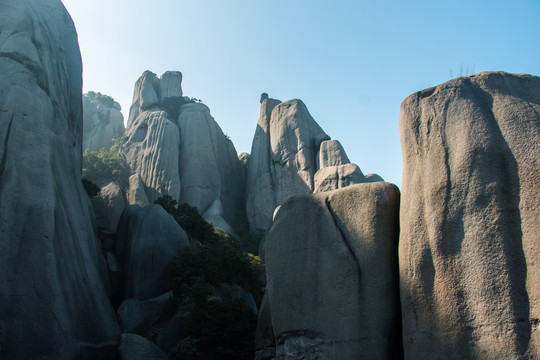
[159,71,183,102]
[270,99,330,204]
[255,293,276,360]
[264,183,401,359]
[0,1,120,358]
[83,93,125,152]
[313,163,365,193]
[123,110,181,204]
[118,333,167,360]
[178,103,245,231]
[114,205,189,300]
[399,72,540,359]
[317,139,350,168]
[117,291,174,334]
[127,173,150,206]
[94,181,127,232]
[365,173,384,183]
[202,199,237,236]
[246,98,331,232]
[246,98,282,232]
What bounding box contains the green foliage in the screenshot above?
[169,337,199,360]
[154,196,265,359]
[82,145,128,189]
[82,178,100,197]
[85,91,115,108]
[154,196,215,243]
[180,297,257,360]
[161,96,202,121]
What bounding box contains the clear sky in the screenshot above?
[61,0,540,188]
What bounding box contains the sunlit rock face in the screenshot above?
[123,71,245,233]
[83,93,125,152]
[246,98,380,232]
[0,0,120,358]
[400,72,540,359]
[262,183,402,359]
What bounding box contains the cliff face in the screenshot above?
[0,0,119,358]
[122,71,245,233]
[399,72,540,359]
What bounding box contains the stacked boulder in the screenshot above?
[399,72,540,359]
[122,71,245,234]
[246,97,381,232]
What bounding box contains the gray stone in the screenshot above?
[118,333,167,360]
[364,173,384,183]
[317,139,350,168]
[123,110,181,204]
[178,102,245,231]
[127,71,160,126]
[246,98,282,232]
[265,183,401,359]
[255,293,276,360]
[127,173,150,206]
[203,199,237,236]
[399,71,540,359]
[117,291,174,334]
[159,71,183,102]
[83,93,125,152]
[246,98,331,232]
[0,0,119,358]
[95,181,127,232]
[114,205,189,300]
[313,163,365,193]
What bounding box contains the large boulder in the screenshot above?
[123,110,181,204]
[263,183,402,359]
[0,0,120,358]
[313,163,365,193]
[114,205,189,300]
[178,102,245,230]
[83,92,125,152]
[94,181,127,232]
[399,72,540,359]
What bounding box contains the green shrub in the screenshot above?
[154,196,265,359]
[85,91,116,108]
[82,144,128,190]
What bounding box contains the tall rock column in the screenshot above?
[263,183,402,359]
[0,0,119,358]
[400,72,540,359]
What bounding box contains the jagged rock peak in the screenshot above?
[246,96,377,232]
[128,70,184,126]
[83,91,125,152]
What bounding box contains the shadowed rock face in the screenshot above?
[262,183,402,359]
[83,93,124,152]
[0,0,119,358]
[399,72,540,359]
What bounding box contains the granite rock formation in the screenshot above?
[399,72,540,359]
[123,71,245,233]
[246,99,377,232]
[0,0,119,358]
[114,205,189,300]
[83,92,125,152]
[262,183,402,359]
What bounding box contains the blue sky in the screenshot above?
[61,0,540,187]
